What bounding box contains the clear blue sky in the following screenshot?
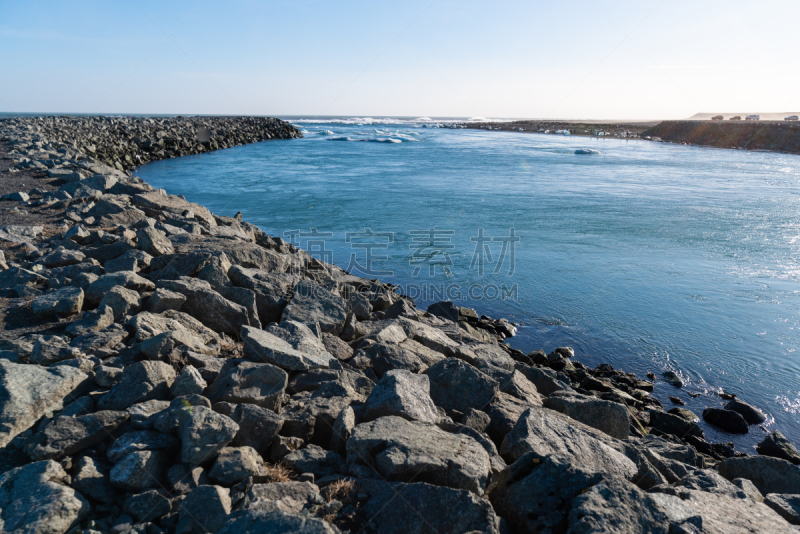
[1,0,797,119]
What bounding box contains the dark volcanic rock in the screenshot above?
[702,407,749,434]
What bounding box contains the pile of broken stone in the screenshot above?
[0,117,799,534]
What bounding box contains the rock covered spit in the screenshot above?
[0,115,798,533]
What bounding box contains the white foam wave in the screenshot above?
[327,136,403,143]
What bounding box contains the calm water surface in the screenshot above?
[137,119,800,450]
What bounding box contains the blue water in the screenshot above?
[137,118,800,450]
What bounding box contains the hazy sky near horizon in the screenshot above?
[2,0,798,120]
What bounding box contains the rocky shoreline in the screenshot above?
[641,120,800,154]
[0,116,799,533]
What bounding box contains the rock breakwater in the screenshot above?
[0,116,798,533]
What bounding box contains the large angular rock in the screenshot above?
[757,430,800,464]
[483,392,531,446]
[357,479,500,534]
[133,191,217,227]
[136,226,174,256]
[242,322,335,371]
[719,456,800,495]
[146,287,187,313]
[65,305,114,337]
[649,410,705,439]
[97,360,176,410]
[0,360,90,447]
[171,364,207,397]
[347,416,491,494]
[124,489,171,523]
[764,494,800,525]
[500,407,638,479]
[650,488,796,533]
[98,285,141,321]
[107,430,180,463]
[282,279,348,334]
[26,410,129,460]
[158,277,249,335]
[179,406,239,465]
[30,336,82,366]
[110,450,168,492]
[231,403,284,455]
[543,393,630,439]
[423,358,498,415]
[0,460,90,534]
[209,446,268,485]
[206,361,287,411]
[246,481,321,514]
[282,444,344,478]
[128,310,219,344]
[42,247,85,268]
[178,485,231,534]
[84,271,154,304]
[499,369,543,405]
[489,452,664,534]
[217,509,338,534]
[427,300,459,322]
[227,266,298,324]
[72,456,116,504]
[514,364,570,396]
[362,369,439,423]
[32,287,84,318]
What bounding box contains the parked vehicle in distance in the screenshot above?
[711,115,724,120]
[729,116,742,120]
[745,115,760,121]
[786,116,799,121]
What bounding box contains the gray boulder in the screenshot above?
[231,403,284,455]
[702,407,749,434]
[757,430,800,464]
[347,416,491,494]
[246,481,321,514]
[171,364,207,397]
[357,479,500,534]
[489,453,667,534]
[179,405,239,465]
[514,363,570,396]
[136,226,174,256]
[726,398,767,425]
[283,444,345,478]
[206,361,287,411]
[651,488,796,533]
[84,271,154,304]
[26,410,129,460]
[500,407,638,479]
[41,247,84,268]
[719,456,800,495]
[0,460,90,534]
[32,286,84,318]
[97,285,141,321]
[499,369,543,405]
[97,360,176,411]
[179,485,231,534]
[330,405,355,455]
[649,410,705,439]
[282,279,348,334]
[242,322,335,371]
[158,277,250,336]
[72,456,116,504]
[110,450,168,492]
[146,287,187,313]
[107,430,180,463]
[363,369,439,423]
[124,489,171,523]
[764,493,800,525]
[209,446,268,485]
[427,300,459,322]
[65,305,115,337]
[30,336,82,366]
[424,358,498,415]
[217,509,339,534]
[543,393,630,439]
[0,360,90,447]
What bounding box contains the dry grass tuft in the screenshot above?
[322,478,356,504]
[262,462,294,483]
